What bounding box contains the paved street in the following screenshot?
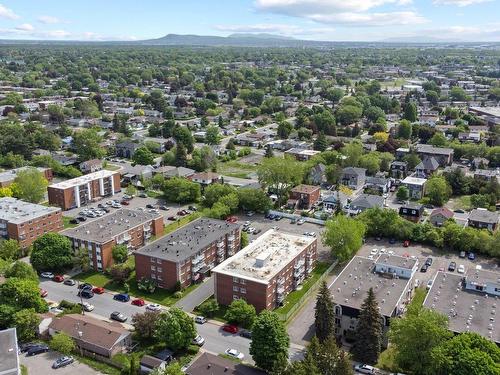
[175,277,214,312]
[20,351,100,375]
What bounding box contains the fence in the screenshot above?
[276,260,338,322]
[268,210,326,226]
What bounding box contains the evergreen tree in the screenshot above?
[313,132,328,151]
[265,146,274,158]
[314,281,335,342]
[304,336,353,375]
[352,288,382,364]
[403,102,417,123]
[174,143,187,167]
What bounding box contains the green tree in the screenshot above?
[306,336,354,375]
[337,105,362,126]
[322,215,366,261]
[132,146,155,166]
[313,132,328,152]
[162,177,200,203]
[277,121,293,139]
[265,146,274,158]
[352,288,382,365]
[5,261,38,281]
[403,102,417,122]
[257,157,303,206]
[237,188,272,213]
[241,231,249,248]
[0,278,48,312]
[314,281,335,343]
[359,153,381,175]
[428,132,448,147]
[49,332,76,355]
[250,310,290,372]
[154,307,196,352]
[174,143,187,167]
[205,126,220,145]
[450,86,468,102]
[112,244,128,264]
[0,239,21,260]
[203,184,237,208]
[224,299,256,328]
[72,128,105,161]
[11,167,48,203]
[13,308,41,342]
[150,362,184,375]
[396,186,409,202]
[197,299,219,318]
[341,141,363,167]
[403,153,421,170]
[132,310,161,342]
[397,120,412,139]
[426,176,452,206]
[30,233,73,272]
[125,185,137,196]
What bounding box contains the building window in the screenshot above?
[156,267,162,273]
[233,295,239,300]
[240,279,246,285]
[233,277,239,283]
[151,266,156,271]
[233,286,239,292]
[157,258,162,264]
[151,274,156,279]
[240,288,246,294]
[157,275,162,281]
[150,257,157,263]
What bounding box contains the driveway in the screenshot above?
[20,351,100,375]
[175,277,214,312]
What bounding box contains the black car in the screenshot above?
[69,218,79,225]
[77,289,94,299]
[159,205,168,210]
[78,283,93,290]
[63,279,76,286]
[239,329,252,339]
[420,264,429,272]
[52,356,74,369]
[19,342,42,353]
[77,216,87,222]
[448,262,456,272]
[274,215,282,221]
[188,205,198,211]
[146,204,155,209]
[110,311,127,322]
[425,257,433,266]
[389,238,396,244]
[102,207,110,213]
[98,203,105,208]
[26,345,49,356]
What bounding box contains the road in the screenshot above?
[21,351,100,375]
[175,277,214,312]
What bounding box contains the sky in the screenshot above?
[0,0,499,42]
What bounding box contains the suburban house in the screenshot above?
[154,166,195,179]
[347,194,384,215]
[473,169,498,182]
[390,161,408,179]
[186,352,266,375]
[115,140,141,158]
[191,172,221,187]
[415,144,454,166]
[48,314,133,358]
[288,184,321,209]
[399,203,425,223]
[364,176,390,194]
[284,148,321,161]
[429,207,454,227]
[79,159,103,174]
[341,167,367,190]
[323,191,349,212]
[236,133,268,147]
[468,208,499,231]
[415,157,439,178]
[458,131,481,143]
[401,176,427,199]
[309,163,326,185]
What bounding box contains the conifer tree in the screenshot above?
[352,288,382,364]
[315,281,335,342]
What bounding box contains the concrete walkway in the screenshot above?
[175,277,214,312]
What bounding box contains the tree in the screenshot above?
[151,363,184,375]
[431,332,500,375]
[174,143,187,167]
[277,121,293,139]
[72,128,105,161]
[403,153,421,170]
[306,336,353,375]
[112,245,128,264]
[237,188,272,213]
[125,185,137,196]
[11,167,48,203]
[403,102,417,123]
[205,126,220,145]
[257,157,303,206]
[450,86,468,102]
[337,105,362,126]
[241,231,249,248]
[0,278,47,312]
[197,299,219,318]
[0,239,21,260]
[132,146,155,166]
[109,264,132,284]
[49,332,75,355]
[359,153,381,175]
[313,132,328,152]
[132,310,161,342]
[14,308,41,342]
[30,233,73,272]
[397,120,412,140]
[250,310,290,372]
[314,281,335,343]
[203,184,237,208]
[322,215,366,261]
[5,261,38,281]
[426,176,452,206]
[341,141,363,167]
[154,307,196,352]
[352,288,382,365]
[396,186,409,202]
[428,133,447,147]
[162,177,200,203]
[390,306,452,375]
[0,186,13,198]
[224,299,256,328]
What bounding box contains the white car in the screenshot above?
[80,302,95,312]
[426,279,433,290]
[370,248,379,256]
[458,264,465,274]
[145,303,161,312]
[112,203,121,208]
[388,250,395,255]
[354,364,376,374]
[49,307,64,314]
[379,248,386,254]
[192,334,205,346]
[297,219,305,225]
[40,272,54,279]
[225,348,244,360]
[194,316,206,324]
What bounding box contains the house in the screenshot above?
[139,352,172,374]
[390,161,408,179]
[121,165,155,186]
[399,203,424,223]
[472,157,489,170]
[347,194,384,215]
[458,131,481,143]
[341,167,366,190]
[401,176,427,199]
[0,328,19,375]
[468,208,499,231]
[186,352,265,375]
[284,148,321,161]
[115,140,141,158]
[364,176,390,194]
[288,184,321,209]
[79,159,103,174]
[191,172,221,186]
[415,144,454,166]
[154,166,195,179]
[415,157,439,177]
[48,314,133,358]
[429,207,454,227]
[473,169,498,182]
[323,191,349,212]
[236,133,268,147]
[309,163,326,185]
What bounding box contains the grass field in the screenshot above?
[218,160,258,179]
[62,216,77,229]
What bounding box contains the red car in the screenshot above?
[222,324,239,334]
[120,200,130,205]
[131,298,145,306]
[53,275,64,283]
[92,287,105,294]
[177,210,188,216]
[39,288,48,298]
[226,216,238,223]
[403,240,410,247]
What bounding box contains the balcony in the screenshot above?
[228,235,235,242]
[192,254,204,264]
[277,276,285,285]
[192,262,205,273]
[277,285,285,295]
[217,241,225,248]
[294,259,305,269]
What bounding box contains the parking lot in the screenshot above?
[20,351,100,375]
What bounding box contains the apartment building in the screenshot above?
[61,209,163,271]
[134,218,240,290]
[48,170,121,210]
[0,166,53,188]
[0,197,63,248]
[212,229,317,312]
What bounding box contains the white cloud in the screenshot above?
[433,0,492,6]
[37,15,65,24]
[15,23,34,31]
[0,4,19,19]
[214,23,304,35]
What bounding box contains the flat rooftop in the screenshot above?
[424,271,499,344]
[470,106,500,118]
[49,169,117,190]
[377,254,418,270]
[0,328,19,375]
[212,229,316,284]
[0,197,60,225]
[402,176,427,185]
[61,208,161,244]
[135,218,240,262]
[330,256,414,317]
[0,166,49,184]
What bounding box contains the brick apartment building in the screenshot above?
[134,218,240,290]
[212,229,317,312]
[0,167,53,188]
[0,197,63,248]
[288,184,321,209]
[61,209,163,271]
[48,170,121,210]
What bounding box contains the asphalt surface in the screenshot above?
[174,277,214,312]
[20,351,100,375]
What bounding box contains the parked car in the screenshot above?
[222,324,238,334]
[225,348,244,360]
[454,209,465,213]
[426,279,433,290]
[370,248,379,256]
[77,289,94,299]
[131,298,145,306]
[192,334,205,346]
[468,252,476,260]
[425,257,433,266]
[146,303,161,312]
[77,216,87,222]
[20,343,43,353]
[113,293,130,302]
[290,218,297,224]
[297,219,305,225]
[275,215,283,221]
[63,279,76,286]
[226,216,238,223]
[120,200,130,205]
[26,345,49,356]
[53,275,64,283]
[167,216,176,221]
[239,329,252,339]
[40,272,54,279]
[403,240,410,247]
[139,192,147,198]
[194,316,206,324]
[188,205,197,211]
[52,356,74,369]
[39,289,48,298]
[78,283,93,290]
[459,251,466,258]
[92,287,105,294]
[420,264,429,273]
[146,204,155,209]
[79,302,94,312]
[458,264,465,274]
[246,211,255,217]
[354,364,376,374]
[448,262,456,272]
[110,311,127,322]
[389,238,396,244]
[69,218,79,225]
[159,205,169,211]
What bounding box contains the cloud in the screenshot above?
[37,15,65,24]
[254,0,427,26]
[214,23,304,35]
[433,0,492,6]
[0,4,19,19]
[15,23,34,31]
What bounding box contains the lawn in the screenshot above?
[73,355,121,375]
[104,164,121,171]
[218,160,258,179]
[62,216,78,229]
[194,297,229,323]
[164,213,201,235]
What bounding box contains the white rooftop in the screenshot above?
[212,229,315,284]
[49,170,117,189]
[0,197,60,224]
[402,176,427,186]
